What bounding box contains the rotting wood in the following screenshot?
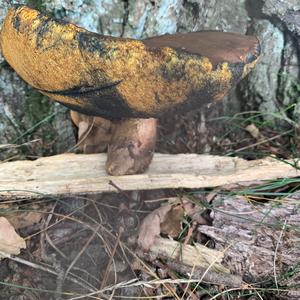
[197,194,300,295]
[138,237,243,288]
[0,153,299,199]
[138,194,299,292]
[164,259,242,288]
[149,237,229,273]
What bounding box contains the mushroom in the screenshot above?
[0,6,260,175]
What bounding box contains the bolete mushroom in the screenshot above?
[0,6,260,175]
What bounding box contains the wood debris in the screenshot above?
[0,153,299,198]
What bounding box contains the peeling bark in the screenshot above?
[198,194,300,297]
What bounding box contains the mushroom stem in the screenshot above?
[106,118,157,175]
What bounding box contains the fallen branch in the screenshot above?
[0,153,299,199]
[137,237,243,288]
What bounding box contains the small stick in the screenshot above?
[232,130,292,153]
[166,259,242,288]
[155,260,197,300]
[63,224,101,282]
[0,251,96,294]
[109,180,132,203]
[100,228,122,290]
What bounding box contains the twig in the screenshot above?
[165,259,242,288]
[40,204,65,300]
[100,229,122,290]
[108,180,133,203]
[0,251,96,293]
[42,203,67,260]
[45,231,67,259]
[68,279,140,300]
[155,260,193,300]
[68,118,95,152]
[0,139,41,150]
[232,130,292,153]
[181,264,197,300]
[63,224,102,282]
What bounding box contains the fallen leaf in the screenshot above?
[138,198,207,250]
[137,204,172,250]
[245,123,261,139]
[0,217,26,258]
[160,204,184,237]
[77,121,90,140]
[182,201,207,225]
[70,111,113,153]
[5,211,43,229]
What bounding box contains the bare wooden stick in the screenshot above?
[138,237,243,288]
[0,153,299,199]
[149,237,229,273]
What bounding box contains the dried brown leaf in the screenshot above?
[245,123,263,140]
[0,217,26,258]
[70,111,113,153]
[5,211,43,229]
[160,204,185,237]
[138,198,207,250]
[137,204,172,250]
[183,201,207,224]
[77,121,89,140]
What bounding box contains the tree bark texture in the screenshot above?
[0,0,299,159]
[198,193,300,298]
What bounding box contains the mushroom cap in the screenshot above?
[0,6,260,119]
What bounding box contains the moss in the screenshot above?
[22,88,57,155]
[25,88,53,122]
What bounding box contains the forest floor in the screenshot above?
[0,103,299,300]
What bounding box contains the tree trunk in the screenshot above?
[0,0,299,158]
